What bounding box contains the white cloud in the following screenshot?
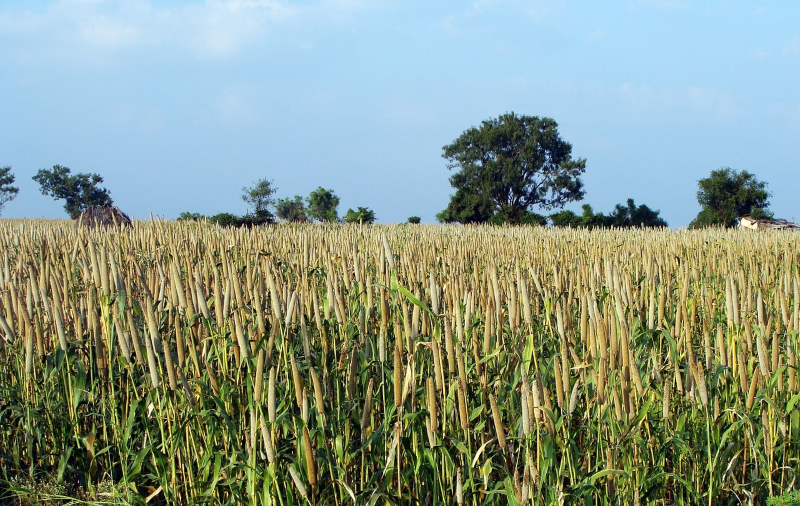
[215,86,261,126]
[78,12,142,49]
[627,0,691,11]
[748,49,771,59]
[441,0,561,33]
[381,98,433,124]
[440,14,457,33]
[619,83,739,123]
[586,27,607,43]
[784,35,800,56]
[468,0,562,19]
[0,0,374,61]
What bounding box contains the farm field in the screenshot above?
[0,220,799,505]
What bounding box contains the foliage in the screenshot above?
[440,112,586,224]
[208,212,241,227]
[32,165,113,219]
[343,206,376,224]
[177,211,205,221]
[0,166,19,216]
[607,198,668,228]
[241,178,277,223]
[550,200,667,228]
[407,216,421,224]
[505,210,548,226]
[275,195,308,223]
[769,491,800,506]
[206,212,272,228]
[436,188,495,224]
[550,206,589,228]
[691,167,771,228]
[306,187,340,222]
[238,212,273,227]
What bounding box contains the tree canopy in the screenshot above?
[550,199,667,229]
[690,168,771,228]
[32,165,113,219]
[550,204,606,229]
[607,199,668,228]
[306,187,340,223]
[275,195,308,223]
[438,112,586,224]
[343,207,376,224]
[177,212,204,221]
[0,166,19,216]
[242,179,277,223]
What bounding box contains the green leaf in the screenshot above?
[590,469,628,483]
[397,284,430,315]
[786,393,800,415]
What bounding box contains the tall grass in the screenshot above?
[0,219,798,504]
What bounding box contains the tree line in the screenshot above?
[0,112,778,228]
[435,112,776,229]
[178,182,381,226]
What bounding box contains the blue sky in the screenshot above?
[2,0,798,226]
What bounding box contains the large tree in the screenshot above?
[0,166,19,216]
[33,165,113,219]
[438,112,586,224]
[690,168,771,228]
[306,187,339,223]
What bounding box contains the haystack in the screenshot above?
[77,205,132,229]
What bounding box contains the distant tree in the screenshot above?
[581,204,611,229]
[177,212,205,221]
[690,168,771,228]
[0,166,19,216]
[33,165,113,219]
[436,188,494,224]
[439,112,586,224]
[208,212,241,228]
[205,211,273,228]
[690,208,724,229]
[550,204,607,229]
[275,195,308,223]
[549,209,581,228]
[608,199,668,228]
[550,200,666,229]
[407,216,421,224]
[343,207,376,224]
[550,209,580,228]
[238,213,273,227]
[502,210,548,226]
[242,178,277,223]
[306,187,340,223]
[549,204,603,228]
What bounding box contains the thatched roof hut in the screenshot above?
[77,205,132,229]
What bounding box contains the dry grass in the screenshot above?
[0,219,798,504]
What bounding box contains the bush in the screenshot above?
[178,212,205,221]
[343,207,376,224]
[238,213,274,227]
[207,212,273,228]
[769,491,800,506]
[208,213,241,227]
